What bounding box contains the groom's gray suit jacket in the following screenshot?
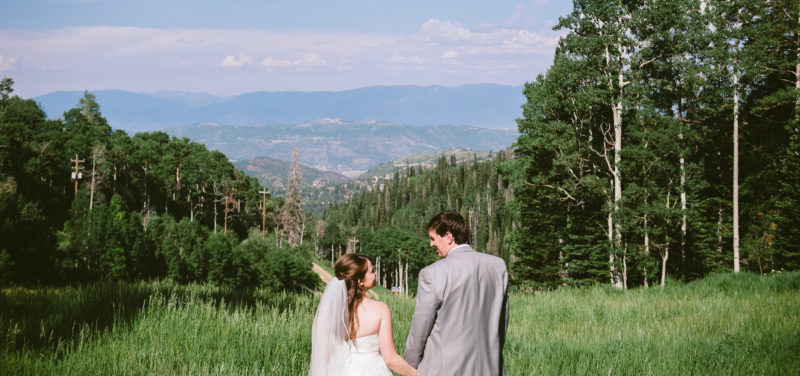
[405,244,509,376]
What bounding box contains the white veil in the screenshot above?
[309,278,351,376]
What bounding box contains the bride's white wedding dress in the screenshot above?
[310,278,394,376]
[348,334,391,376]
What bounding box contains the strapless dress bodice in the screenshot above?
[348,334,391,375]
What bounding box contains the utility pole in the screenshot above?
[259,188,269,239]
[70,153,84,198]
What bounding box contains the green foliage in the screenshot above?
[504,272,800,375]
[1,273,798,375]
[322,152,513,289]
[58,193,153,282]
[256,244,320,293]
[191,233,321,292]
[0,250,13,287]
[505,0,800,288]
[359,227,435,293]
[0,95,66,284]
[204,233,239,287]
[0,80,283,286]
[775,117,800,270]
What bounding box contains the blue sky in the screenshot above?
[0,0,572,97]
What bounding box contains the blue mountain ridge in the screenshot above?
[33,84,525,132]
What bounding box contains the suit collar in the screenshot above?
[446,244,473,257]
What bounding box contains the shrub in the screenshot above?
[232,235,320,292]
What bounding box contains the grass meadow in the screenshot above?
[1,272,798,375]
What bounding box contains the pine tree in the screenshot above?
[282,147,304,247]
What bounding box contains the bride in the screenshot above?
[310,253,417,376]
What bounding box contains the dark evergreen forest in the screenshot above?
[0,83,317,290]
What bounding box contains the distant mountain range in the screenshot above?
[164,119,517,176]
[33,84,525,132]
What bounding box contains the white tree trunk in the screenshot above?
[376,256,381,287]
[717,206,724,254]
[300,218,305,246]
[733,68,740,273]
[680,134,687,265]
[213,183,218,234]
[622,243,628,290]
[661,245,669,287]
[608,199,619,287]
[615,53,627,288]
[613,99,624,289]
[396,251,402,293]
[380,256,386,287]
[796,9,800,118]
[89,157,96,211]
[405,259,409,296]
[643,208,649,288]
[661,191,671,287]
[89,144,105,212]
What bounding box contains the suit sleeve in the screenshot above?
[405,268,439,368]
[500,265,509,349]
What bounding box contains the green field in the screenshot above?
[1,272,798,375]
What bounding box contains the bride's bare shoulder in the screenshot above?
[363,298,390,315]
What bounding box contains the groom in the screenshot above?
[405,210,509,375]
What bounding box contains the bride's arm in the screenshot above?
[376,302,417,376]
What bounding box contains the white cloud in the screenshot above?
[220,52,253,67]
[261,53,327,69]
[418,18,559,50]
[441,50,459,59]
[385,55,428,64]
[260,57,292,68]
[0,55,18,70]
[299,53,327,67]
[419,19,474,42]
[0,21,561,96]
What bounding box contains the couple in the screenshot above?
[310,210,509,376]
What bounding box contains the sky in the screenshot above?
[0,0,572,98]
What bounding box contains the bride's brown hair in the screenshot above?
[334,253,370,343]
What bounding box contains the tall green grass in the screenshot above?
[504,272,800,375]
[1,272,798,375]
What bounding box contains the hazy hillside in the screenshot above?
[233,157,350,195]
[33,84,524,132]
[165,120,517,176]
[358,148,494,181]
[301,148,497,215]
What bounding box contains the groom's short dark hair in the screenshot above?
[427,210,470,245]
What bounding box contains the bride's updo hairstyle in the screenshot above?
[334,253,370,343]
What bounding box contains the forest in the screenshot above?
[322,0,800,289]
[501,0,800,288]
[0,82,316,290]
[1,0,799,292]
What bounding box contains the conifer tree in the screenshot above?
[282,147,304,247]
